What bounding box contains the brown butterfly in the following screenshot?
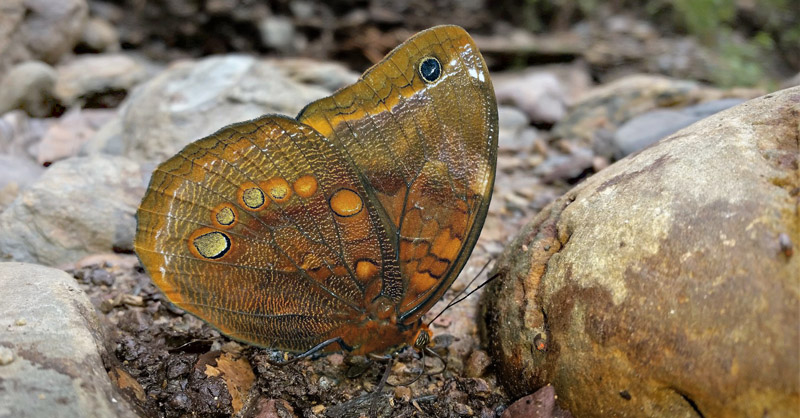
[134,25,498,362]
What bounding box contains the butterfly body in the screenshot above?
[135,25,497,357]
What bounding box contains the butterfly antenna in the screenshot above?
[423,347,447,376]
[427,259,497,327]
[387,349,427,387]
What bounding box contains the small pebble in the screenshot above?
[453,402,473,416]
[394,386,412,402]
[0,346,15,365]
[464,350,492,378]
[14,318,26,326]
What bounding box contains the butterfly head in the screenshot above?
[412,325,433,350]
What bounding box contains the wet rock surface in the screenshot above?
[483,88,800,417]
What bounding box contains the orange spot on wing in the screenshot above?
[355,259,379,280]
[293,175,318,198]
[260,177,291,203]
[329,189,363,217]
[211,203,237,228]
[237,182,266,211]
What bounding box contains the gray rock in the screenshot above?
[612,109,697,158]
[683,98,745,117]
[78,116,125,156]
[54,53,148,105]
[276,58,360,92]
[80,17,120,52]
[86,55,341,162]
[485,87,800,417]
[0,154,44,191]
[0,154,44,212]
[258,15,302,53]
[498,105,539,153]
[0,110,53,161]
[0,262,137,417]
[553,74,763,148]
[613,98,746,158]
[0,156,149,266]
[498,105,529,132]
[494,71,569,125]
[0,0,88,75]
[0,61,57,117]
[36,108,117,164]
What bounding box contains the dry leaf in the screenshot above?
[204,352,256,413]
[109,367,145,402]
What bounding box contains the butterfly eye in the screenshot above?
[418,57,441,83]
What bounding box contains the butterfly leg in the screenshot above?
[265,337,351,366]
[367,355,394,417]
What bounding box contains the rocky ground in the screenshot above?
[0,1,797,417]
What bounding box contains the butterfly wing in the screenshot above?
[297,25,498,325]
[135,115,399,352]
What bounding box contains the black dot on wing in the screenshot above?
[419,57,441,83]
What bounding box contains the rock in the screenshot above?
[54,53,148,106]
[611,98,745,158]
[79,116,125,156]
[464,350,492,378]
[36,108,117,164]
[498,106,538,153]
[501,385,573,418]
[483,88,800,417]
[0,183,20,213]
[79,17,120,52]
[499,105,529,132]
[258,15,302,53]
[276,58,360,92]
[0,154,44,189]
[0,262,137,417]
[85,55,345,162]
[0,110,53,160]
[0,154,44,207]
[0,0,88,75]
[494,71,569,125]
[0,61,58,117]
[552,74,763,147]
[0,156,150,266]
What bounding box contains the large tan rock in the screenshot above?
[483,87,800,417]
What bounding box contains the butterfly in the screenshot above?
[134,25,498,361]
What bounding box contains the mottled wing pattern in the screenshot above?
[297,25,498,324]
[135,116,398,352]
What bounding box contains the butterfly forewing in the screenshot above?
[297,25,498,325]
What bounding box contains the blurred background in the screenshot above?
[4,0,800,90]
[80,0,800,83]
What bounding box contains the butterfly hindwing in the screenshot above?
[135,115,399,351]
